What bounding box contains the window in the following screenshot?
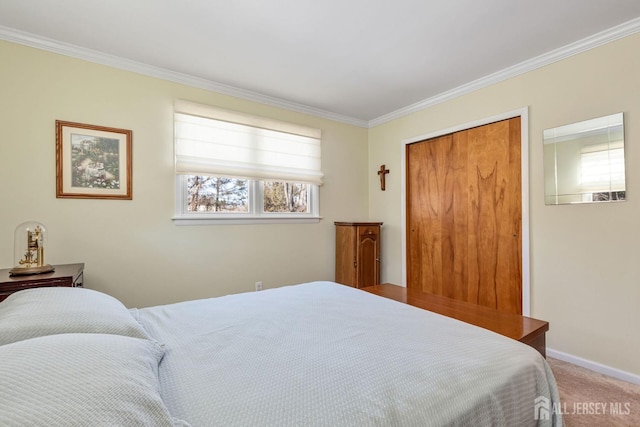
[173,100,322,224]
[185,176,314,214]
[187,176,248,213]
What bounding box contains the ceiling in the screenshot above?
[1,1,640,126]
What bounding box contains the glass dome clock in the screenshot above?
[9,221,55,276]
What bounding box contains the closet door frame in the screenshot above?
[400,107,530,316]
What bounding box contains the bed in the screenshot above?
[0,281,562,426]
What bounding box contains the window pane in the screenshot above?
[187,176,248,212]
[263,182,309,213]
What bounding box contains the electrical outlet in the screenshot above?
[255,281,263,291]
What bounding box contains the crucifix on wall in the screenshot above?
[378,164,390,191]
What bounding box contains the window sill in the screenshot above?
[172,215,322,226]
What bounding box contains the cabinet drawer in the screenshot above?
[358,226,378,237]
[0,263,84,302]
[0,278,71,293]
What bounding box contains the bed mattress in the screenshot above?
[134,281,561,426]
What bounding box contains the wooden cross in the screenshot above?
[377,164,390,191]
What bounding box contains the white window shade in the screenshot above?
[174,100,323,185]
[580,146,625,192]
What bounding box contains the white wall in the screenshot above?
[368,33,640,376]
[0,40,369,308]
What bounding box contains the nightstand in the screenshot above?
[0,263,84,302]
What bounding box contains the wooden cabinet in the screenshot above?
[0,263,84,302]
[335,222,382,288]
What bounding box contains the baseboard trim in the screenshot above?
[547,348,640,385]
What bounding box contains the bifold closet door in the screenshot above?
[406,117,522,314]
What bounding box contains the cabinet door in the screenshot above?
[357,226,380,288]
[335,225,357,287]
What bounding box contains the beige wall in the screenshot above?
[369,33,640,375]
[0,40,369,308]
[2,31,639,377]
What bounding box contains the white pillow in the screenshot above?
[0,287,151,346]
[0,333,189,426]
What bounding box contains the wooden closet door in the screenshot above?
[406,117,522,314]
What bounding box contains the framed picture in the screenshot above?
[56,121,132,200]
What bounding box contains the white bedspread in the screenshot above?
[135,281,561,426]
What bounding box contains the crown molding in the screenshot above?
[2,16,639,130]
[368,16,640,128]
[0,25,369,128]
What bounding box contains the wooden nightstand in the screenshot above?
[0,263,84,302]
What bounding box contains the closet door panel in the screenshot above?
[406,118,522,314]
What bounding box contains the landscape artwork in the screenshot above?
[56,121,132,200]
[71,133,121,190]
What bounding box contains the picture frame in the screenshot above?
[56,120,132,200]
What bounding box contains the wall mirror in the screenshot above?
[543,112,626,205]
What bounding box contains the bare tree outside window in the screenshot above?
[263,182,308,213]
[185,176,309,215]
[592,191,625,202]
[187,176,248,212]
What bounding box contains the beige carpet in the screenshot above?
[547,357,640,427]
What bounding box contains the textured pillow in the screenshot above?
[0,333,189,426]
[0,287,151,346]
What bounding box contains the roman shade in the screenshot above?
[580,142,625,192]
[174,100,323,185]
